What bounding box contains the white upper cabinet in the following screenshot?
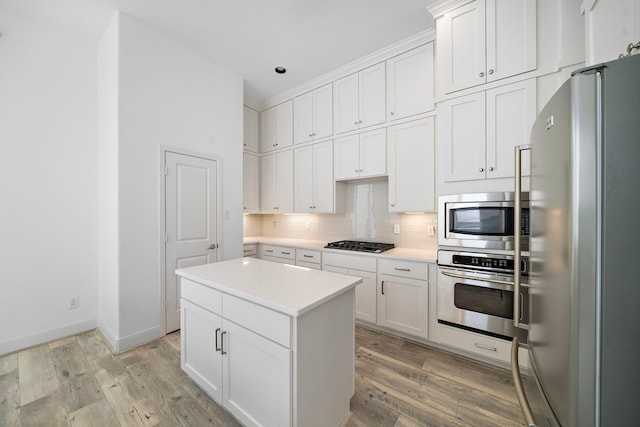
[387,117,435,212]
[439,79,536,182]
[293,84,333,144]
[334,128,386,181]
[260,101,293,153]
[437,0,536,94]
[260,150,294,212]
[294,140,335,213]
[243,106,259,152]
[333,63,386,134]
[386,43,434,121]
[243,152,259,213]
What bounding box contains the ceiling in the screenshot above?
[1,0,434,106]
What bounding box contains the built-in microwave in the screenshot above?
[437,192,529,251]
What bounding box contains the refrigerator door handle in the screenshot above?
[514,145,531,327]
[511,337,537,427]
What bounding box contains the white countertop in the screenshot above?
[176,257,362,317]
[243,236,438,263]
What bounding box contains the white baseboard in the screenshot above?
[0,319,97,356]
[96,323,163,354]
[115,326,162,354]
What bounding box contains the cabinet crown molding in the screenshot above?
[425,0,474,19]
[258,29,435,111]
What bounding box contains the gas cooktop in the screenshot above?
[324,240,395,253]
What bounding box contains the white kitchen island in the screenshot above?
[176,257,361,427]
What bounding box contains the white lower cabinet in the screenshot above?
[258,244,296,265]
[181,276,355,427]
[222,320,291,427]
[377,259,429,339]
[323,252,377,323]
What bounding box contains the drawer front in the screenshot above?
[296,260,321,270]
[181,278,222,315]
[322,252,376,272]
[436,323,513,364]
[296,249,321,264]
[379,259,428,280]
[260,244,296,260]
[243,244,257,257]
[222,294,291,348]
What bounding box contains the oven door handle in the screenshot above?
[441,270,528,287]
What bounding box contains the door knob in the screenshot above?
[208,243,218,249]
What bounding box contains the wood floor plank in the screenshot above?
[365,379,467,427]
[68,398,120,427]
[19,390,69,426]
[75,330,111,361]
[50,341,103,412]
[0,370,21,427]
[18,344,59,406]
[344,373,399,427]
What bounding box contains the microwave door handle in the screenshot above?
[440,270,527,287]
[514,144,531,327]
[511,337,537,427]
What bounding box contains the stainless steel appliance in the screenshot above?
[510,55,640,427]
[438,192,530,251]
[437,249,529,342]
[324,240,395,253]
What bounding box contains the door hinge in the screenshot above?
[164,167,169,176]
[164,233,168,243]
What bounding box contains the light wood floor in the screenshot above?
[0,326,525,426]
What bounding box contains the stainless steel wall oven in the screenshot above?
[437,249,529,341]
[437,192,530,341]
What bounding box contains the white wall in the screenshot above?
[0,7,99,354]
[97,13,121,348]
[585,0,640,64]
[97,13,243,352]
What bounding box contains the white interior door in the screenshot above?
[165,152,219,333]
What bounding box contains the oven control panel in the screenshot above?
[445,253,527,274]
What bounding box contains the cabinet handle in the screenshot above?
[354,169,359,173]
[281,251,291,255]
[488,69,494,75]
[358,120,363,124]
[479,167,484,172]
[394,267,410,272]
[475,343,497,352]
[488,166,494,171]
[390,111,395,116]
[390,203,395,207]
[479,72,485,77]
[354,121,359,125]
[221,331,227,355]
[303,254,314,258]
[215,328,221,352]
[381,280,385,295]
[266,249,274,253]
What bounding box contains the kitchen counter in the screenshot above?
[176,257,362,316]
[243,236,438,263]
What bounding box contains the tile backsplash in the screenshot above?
[243,179,438,250]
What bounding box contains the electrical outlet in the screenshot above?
[393,224,400,234]
[305,221,310,231]
[272,220,277,229]
[68,297,80,310]
[427,226,435,236]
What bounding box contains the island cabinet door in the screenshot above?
[181,300,223,402]
[222,320,292,427]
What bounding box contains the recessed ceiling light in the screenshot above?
[274,66,287,74]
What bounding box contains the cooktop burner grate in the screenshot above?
[324,240,395,253]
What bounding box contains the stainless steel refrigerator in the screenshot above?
[511,54,640,426]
